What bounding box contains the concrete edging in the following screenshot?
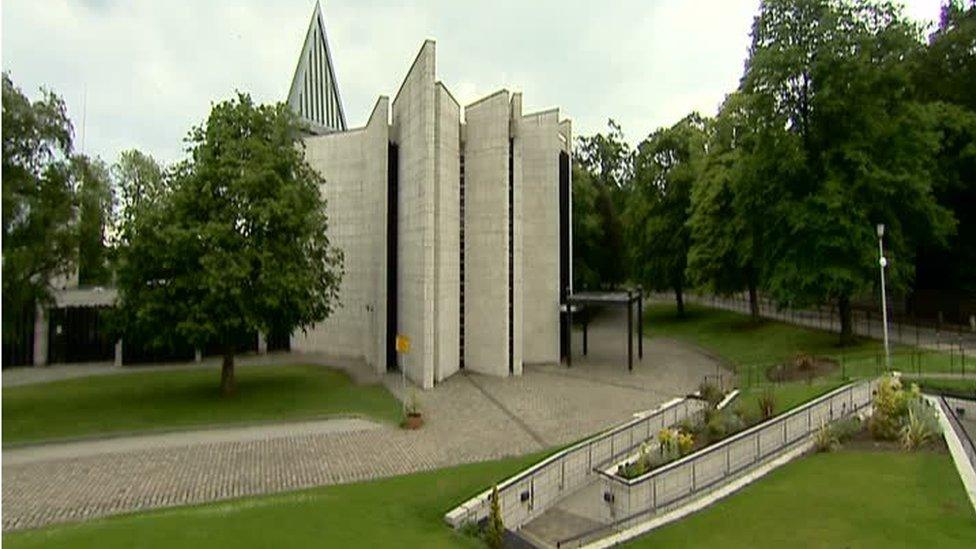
[926,395,976,512]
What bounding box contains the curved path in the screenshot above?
[2,308,723,532]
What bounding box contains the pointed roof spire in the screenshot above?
[287,1,347,134]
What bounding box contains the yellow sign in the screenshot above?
[395,334,410,354]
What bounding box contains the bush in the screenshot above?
[830,416,862,442]
[757,389,777,421]
[677,431,695,456]
[698,380,724,407]
[705,408,747,441]
[814,420,840,453]
[868,376,919,441]
[901,400,940,451]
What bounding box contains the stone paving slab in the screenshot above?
[3,418,381,466]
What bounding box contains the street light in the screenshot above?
[877,223,891,370]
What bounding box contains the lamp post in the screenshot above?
[877,223,891,371]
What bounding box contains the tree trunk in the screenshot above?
[838,295,854,346]
[675,285,685,317]
[221,346,236,396]
[748,280,760,321]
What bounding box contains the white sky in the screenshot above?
[1,0,946,165]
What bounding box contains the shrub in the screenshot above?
[485,485,504,549]
[869,375,919,441]
[814,420,839,453]
[901,400,940,451]
[705,408,747,441]
[698,381,724,408]
[677,431,695,455]
[830,416,863,442]
[794,353,815,372]
[757,389,777,421]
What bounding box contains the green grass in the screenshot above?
[912,377,976,398]
[1,452,543,549]
[736,381,846,419]
[2,364,402,444]
[626,450,976,548]
[646,303,959,383]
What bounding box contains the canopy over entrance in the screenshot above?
[562,289,644,371]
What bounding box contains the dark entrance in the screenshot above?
[2,304,35,368]
[559,150,571,359]
[386,141,399,372]
[47,306,115,364]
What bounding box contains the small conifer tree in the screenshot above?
[486,485,504,549]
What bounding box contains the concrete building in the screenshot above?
[290,7,573,389]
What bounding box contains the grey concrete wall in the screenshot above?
[519,108,562,365]
[392,40,437,388]
[294,98,389,375]
[433,83,461,383]
[463,90,515,377]
[364,98,391,371]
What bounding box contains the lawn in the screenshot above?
[645,302,960,383]
[2,364,402,444]
[912,376,976,398]
[626,450,976,548]
[1,452,543,549]
[736,381,845,419]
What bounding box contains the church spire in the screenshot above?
[287,2,346,134]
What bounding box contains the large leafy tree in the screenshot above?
[627,113,707,316]
[115,94,344,394]
[112,149,165,244]
[911,1,976,296]
[745,0,955,342]
[574,120,631,289]
[687,93,769,319]
[71,154,114,285]
[1,73,76,335]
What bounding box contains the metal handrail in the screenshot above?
[601,380,869,487]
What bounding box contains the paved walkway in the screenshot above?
[2,308,722,532]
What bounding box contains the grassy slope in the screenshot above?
[736,381,845,419]
[2,453,544,549]
[2,364,402,444]
[645,303,957,382]
[626,450,976,548]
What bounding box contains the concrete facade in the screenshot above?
[293,40,571,389]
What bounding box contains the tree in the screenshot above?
[1,72,76,336]
[115,93,344,394]
[744,0,955,342]
[72,154,114,285]
[574,120,632,289]
[627,113,708,316]
[911,1,976,296]
[112,149,165,245]
[485,485,504,549]
[687,93,767,319]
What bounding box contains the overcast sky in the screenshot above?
[2,0,946,165]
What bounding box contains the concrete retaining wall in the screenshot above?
[444,397,706,531]
[591,380,877,542]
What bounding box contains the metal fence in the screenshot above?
[444,397,708,531]
[558,380,877,547]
